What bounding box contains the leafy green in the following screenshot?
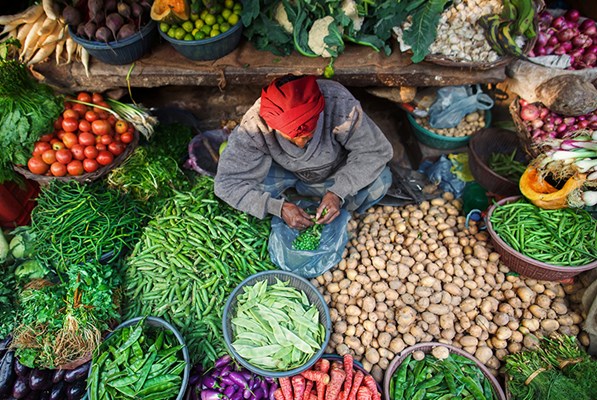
[402,0,450,62]
[0,45,63,183]
[0,262,17,338]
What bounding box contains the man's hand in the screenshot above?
[316,192,341,224]
[281,202,314,230]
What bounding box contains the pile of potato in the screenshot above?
[415,111,485,138]
[312,193,588,382]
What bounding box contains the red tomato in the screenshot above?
[120,132,134,144]
[50,162,67,177]
[56,131,67,141]
[84,145,99,159]
[53,116,64,130]
[78,120,91,132]
[85,111,99,122]
[95,100,110,109]
[55,149,73,165]
[83,158,99,173]
[67,160,84,176]
[92,92,104,104]
[71,144,85,161]
[41,149,56,165]
[96,111,111,120]
[39,133,55,142]
[100,134,112,145]
[33,142,52,157]
[64,101,73,109]
[63,109,79,120]
[107,115,117,126]
[108,142,125,156]
[62,118,79,133]
[77,92,92,103]
[51,140,65,151]
[28,156,49,175]
[96,143,107,151]
[114,120,128,134]
[96,150,114,166]
[78,132,96,147]
[92,120,111,136]
[62,132,78,149]
[72,103,88,116]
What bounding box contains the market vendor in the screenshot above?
[214,74,393,230]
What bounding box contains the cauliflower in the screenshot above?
[308,16,337,58]
[341,0,364,31]
[274,2,293,34]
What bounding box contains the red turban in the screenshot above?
[259,75,325,138]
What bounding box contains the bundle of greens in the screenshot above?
[504,334,597,400]
[0,262,17,339]
[107,123,192,210]
[11,261,122,369]
[0,39,63,183]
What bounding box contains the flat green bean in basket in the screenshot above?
[489,198,597,266]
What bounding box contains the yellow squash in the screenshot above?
[519,166,586,209]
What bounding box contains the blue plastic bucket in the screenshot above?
[69,20,158,65]
[159,22,242,61]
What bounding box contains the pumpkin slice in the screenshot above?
[150,0,190,24]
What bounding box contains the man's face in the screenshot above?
[279,131,314,149]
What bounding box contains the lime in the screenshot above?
[190,13,199,21]
[220,22,230,33]
[159,22,170,33]
[216,15,224,24]
[195,19,204,30]
[184,33,194,41]
[191,28,199,36]
[212,23,220,32]
[222,9,232,20]
[167,27,177,38]
[201,24,211,35]
[233,2,242,12]
[194,31,206,40]
[224,0,234,9]
[175,27,186,40]
[200,9,209,19]
[204,13,216,26]
[227,13,239,25]
[182,21,194,33]
[210,29,221,38]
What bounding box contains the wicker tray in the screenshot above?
[486,196,597,281]
[13,130,139,185]
[383,342,506,400]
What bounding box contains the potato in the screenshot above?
[431,346,450,360]
[365,348,380,364]
[334,321,348,334]
[474,346,493,364]
[541,319,560,332]
[412,350,426,361]
[346,305,361,316]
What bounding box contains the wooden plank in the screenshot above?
[33,40,508,92]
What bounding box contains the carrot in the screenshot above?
[362,376,380,400]
[292,375,306,400]
[347,371,364,400]
[302,380,314,400]
[325,364,346,400]
[274,389,286,400]
[310,395,318,400]
[279,377,294,400]
[300,370,330,385]
[316,359,330,400]
[341,354,354,400]
[356,387,371,400]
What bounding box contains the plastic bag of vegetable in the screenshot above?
[268,201,350,278]
[428,85,494,129]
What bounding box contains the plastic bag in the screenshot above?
[418,155,466,198]
[268,201,351,278]
[428,85,494,129]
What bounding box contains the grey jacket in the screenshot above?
[214,79,393,219]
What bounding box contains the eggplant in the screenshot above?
[48,381,65,400]
[14,360,30,378]
[63,361,90,383]
[51,369,65,385]
[0,351,16,396]
[38,390,51,400]
[23,390,41,400]
[29,369,51,391]
[12,375,30,399]
[65,380,85,400]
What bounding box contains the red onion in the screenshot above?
[536,46,547,56]
[565,9,581,22]
[587,45,597,54]
[538,11,553,26]
[563,117,576,126]
[582,52,597,67]
[521,104,540,121]
[572,34,592,48]
[584,24,597,38]
[531,129,545,139]
[519,98,528,107]
[544,45,555,55]
[553,116,563,125]
[548,35,560,46]
[558,29,576,42]
[539,108,549,119]
[578,115,587,121]
[531,119,544,129]
[580,19,596,34]
[565,21,578,30]
[554,45,568,55]
[590,114,597,122]
[590,121,597,130]
[556,124,568,134]
[536,32,549,47]
[543,122,555,132]
[579,120,590,129]
[552,16,567,30]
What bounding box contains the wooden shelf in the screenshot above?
[33,40,508,92]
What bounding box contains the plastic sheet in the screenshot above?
[428,85,494,129]
[268,201,351,278]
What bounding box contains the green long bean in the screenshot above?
[490,199,597,266]
[488,150,527,182]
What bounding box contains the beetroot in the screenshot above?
[95,26,114,43]
[105,0,117,12]
[117,2,131,19]
[62,5,82,26]
[83,21,97,40]
[131,2,144,18]
[105,13,124,37]
[117,23,136,40]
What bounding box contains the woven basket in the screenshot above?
[509,96,541,159]
[486,196,597,281]
[383,342,506,400]
[13,130,139,185]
